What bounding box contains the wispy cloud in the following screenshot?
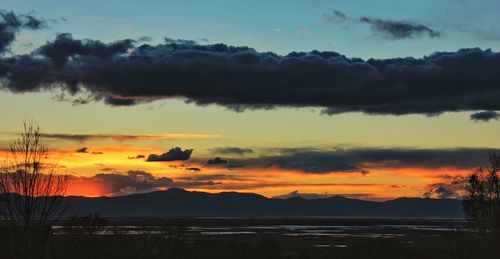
[230,147,495,174]
[210,147,254,156]
[27,133,223,142]
[323,10,440,40]
[0,10,46,54]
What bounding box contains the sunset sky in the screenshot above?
[1,0,500,200]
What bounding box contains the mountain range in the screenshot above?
[65,188,465,218]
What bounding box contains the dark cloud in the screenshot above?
[423,176,466,199]
[322,10,348,23]
[128,154,145,159]
[470,111,500,122]
[164,37,198,45]
[75,147,101,154]
[146,147,193,162]
[359,17,440,39]
[82,170,173,196]
[37,33,134,69]
[138,36,152,42]
[76,170,218,196]
[210,147,254,156]
[206,157,228,164]
[186,167,201,172]
[238,147,497,174]
[75,147,88,153]
[1,19,500,120]
[323,10,440,40]
[0,10,46,54]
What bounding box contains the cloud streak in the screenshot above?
[210,147,254,156]
[206,157,228,164]
[323,10,440,40]
[236,147,497,174]
[36,133,223,142]
[359,17,440,39]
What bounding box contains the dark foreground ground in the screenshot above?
[2,217,500,259]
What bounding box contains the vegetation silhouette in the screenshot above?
[0,121,70,258]
[458,152,500,257]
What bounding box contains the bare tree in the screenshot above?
[0,121,70,226]
[463,152,500,235]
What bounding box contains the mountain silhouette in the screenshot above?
[65,188,464,218]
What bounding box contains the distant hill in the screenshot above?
[65,188,465,218]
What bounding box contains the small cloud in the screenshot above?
[423,176,466,199]
[210,147,254,156]
[138,36,152,42]
[186,167,201,172]
[359,16,440,39]
[322,10,348,23]
[75,147,88,153]
[147,147,193,162]
[323,10,440,40]
[128,154,145,159]
[164,37,197,45]
[206,157,228,165]
[470,111,500,122]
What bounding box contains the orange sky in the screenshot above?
[0,145,473,200]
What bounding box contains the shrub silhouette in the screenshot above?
[463,152,500,236]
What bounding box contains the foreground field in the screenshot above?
[1,218,498,258]
[45,218,497,259]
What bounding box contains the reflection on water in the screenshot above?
[314,244,348,248]
[52,223,460,237]
[200,231,256,235]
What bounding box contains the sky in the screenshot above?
[1,0,500,200]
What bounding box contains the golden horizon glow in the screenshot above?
[0,144,476,200]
